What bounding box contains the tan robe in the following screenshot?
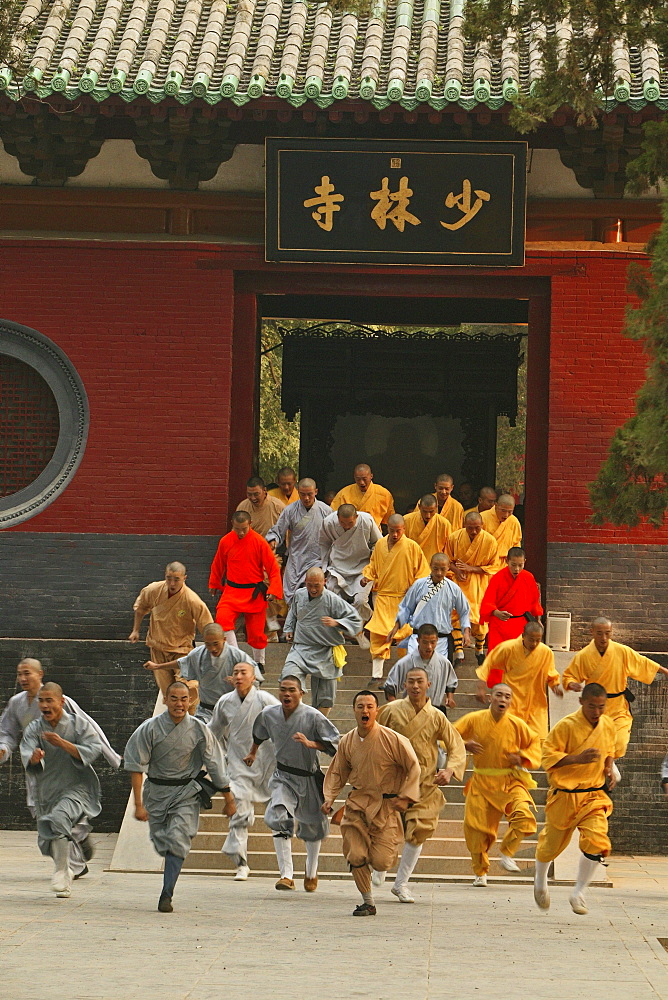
[477,637,560,739]
[268,486,298,507]
[445,527,498,623]
[403,510,451,563]
[562,640,660,757]
[480,509,522,572]
[323,723,421,872]
[378,698,466,845]
[363,536,430,658]
[133,581,212,656]
[236,495,285,537]
[331,482,395,527]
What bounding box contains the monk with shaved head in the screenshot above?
[481,494,523,573]
[266,477,332,604]
[414,474,464,530]
[360,514,430,685]
[330,463,395,529]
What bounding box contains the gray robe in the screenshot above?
[266,499,332,603]
[252,702,339,842]
[384,648,458,709]
[178,644,258,719]
[124,712,228,859]
[21,713,103,857]
[320,510,380,610]
[282,588,362,680]
[208,686,279,865]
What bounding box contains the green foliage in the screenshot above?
[587,201,668,527]
[258,320,300,484]
[0,0,46,74]
[496,337,527,498]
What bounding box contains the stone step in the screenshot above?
[182,868,540,885]
[197,811,546,833]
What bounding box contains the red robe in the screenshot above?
[479,567,543,651]
[208,529,283,616]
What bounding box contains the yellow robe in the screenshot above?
[562,640,659,757]
[480,509,522,572]
[454,708,540,875]
[378,698,467,845]
[535,709,616,863]
[330,482,395,527]
[477,637,560,739]
[267,486,298,507]
[363,536,430,658]
[323,723,421,873]
[445,527,498,624]
[403,510,451,563]
[414,493,464,530]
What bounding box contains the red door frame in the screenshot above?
[230,267,551,588]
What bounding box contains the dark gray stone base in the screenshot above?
[546,542,668,650]
[0,532,220,638]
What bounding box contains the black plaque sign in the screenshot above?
[265,138,527,267]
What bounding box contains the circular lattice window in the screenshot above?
[0,321,89,526]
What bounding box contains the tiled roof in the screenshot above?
[1,0,667,110]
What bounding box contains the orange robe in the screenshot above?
[330,482,395,527]
[445,528,498,624]
[403,510,451,563]
[480,509,522,572]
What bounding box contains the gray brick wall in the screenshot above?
[0,640,158,831]
[546,542,668,650]
[0,532,220,638]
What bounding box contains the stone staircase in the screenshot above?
[182,643,549,884]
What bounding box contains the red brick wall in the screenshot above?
[2,241,234,536]
[547,250,668,546]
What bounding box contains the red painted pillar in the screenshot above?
[227,284,258,520]
[523,287,551,591]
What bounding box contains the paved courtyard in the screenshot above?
[2,832,668,1000]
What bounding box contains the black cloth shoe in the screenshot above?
[73,865,89,880]
[80,836,95,862]
[352,903,377,916]
[476,652,486,666]
[158,893,173,913]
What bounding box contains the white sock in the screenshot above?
[225,630,238,647]
[273,837,293,879]
[52,836,69,874]
[394,842,422,888]
[305,840,321,879]
[534,860,550,892]
[251,646,266,666]
[372,657,385,678]
[573,854,600,895]
[362,891,375,906]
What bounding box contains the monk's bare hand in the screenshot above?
[567,682,583,692]
[222,794,237,818]
[446,694,456,708]
[552,685,564,698]
[360,577,369,587]
[321,616,338,627]
[392,796,411,813]
[292,732,316,749]
[128,630,139,643]
[29,748,45,765]
[144,660,160,672]
[209,588,221,599]
[576,747,600,764]
[268,539,278,552]
[134,804,149,822]
[284,632,293,642]
[243,751,256,767]
[0,748,7,762]
[322,800,333,815]
[605,767,617,791]
[435,768,454,786]
[658,666,668,677]
[493,610,512,621]
[462,628,473,648]
[505,752,523,767]
[475,682,489,704]
[465,740,484,755]
[43,731,64,748]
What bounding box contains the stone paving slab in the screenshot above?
[3,832,668,1000]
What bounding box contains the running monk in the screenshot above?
[145,622,259,722]
[377,666,466,902]
[208,661,279,880]
[454,684,541,885]
[481,495,522,573]
[403,495,452,563]
[446,512,498,664]
[562,617,668,764]
[414,474,464,530]
[266,478,332,604]
[322,689,421,916]
[20,682,105,899]
[534,683,617,916]
[390,552,471,662]
[476,622,563,739]
[209,511,283,673]
[479,548,543,651]
[244,675,340,892]
[330,463,395,528]
[320,504,381,644]
[384,623,459,712]
[130,561,212,698]
[361,514,430,682]
[1,658,120,879]
[236,476,285,536]
[281,568,362,716]
[125,680,235,913]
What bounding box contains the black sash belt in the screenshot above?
[147,775,194,786]
[225,579,268,601]
[553,784,607,793]
[607,688,635,703]
[277,761,319,778]
[199,701,216,711]
[383,793,398,799]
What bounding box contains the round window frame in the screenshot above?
[0,320,89,526]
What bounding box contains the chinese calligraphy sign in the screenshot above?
[266,139,527,266]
